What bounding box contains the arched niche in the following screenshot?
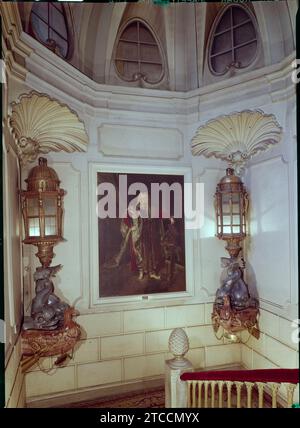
[105,3,169,89]
[202,3,264,86]
[18,2,76,62]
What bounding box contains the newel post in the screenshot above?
[165,328,194,408]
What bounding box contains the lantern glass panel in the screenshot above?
[232,226,241,234]
[222,194,230,213]
[231,193,240,214]
[27,197,39,216]
[223,216,231,226]
[45,216,57,236]
[223,226,231,234]
[232,215,241,225]
[28,217,40,237]
[43,197,57,215]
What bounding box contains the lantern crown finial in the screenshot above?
[226,167,234,176]
[219,168,242,186]
[26,157,61,192]
[38,157,48,166]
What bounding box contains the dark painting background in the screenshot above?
[97,172,186,297]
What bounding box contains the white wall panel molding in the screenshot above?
[284,103,298,309]
[49,162,85,307]
[3,141,23,353]
[98,123,184,160]
[194,167,225,299]
[284,101,297,162]
[246,155,294,317]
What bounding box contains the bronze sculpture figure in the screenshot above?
[23,264,69,331]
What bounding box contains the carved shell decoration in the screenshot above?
[191,110,282,174]
[168,328,189,359]
[9,91,89,165]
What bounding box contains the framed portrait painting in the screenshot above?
[89,164,194,305]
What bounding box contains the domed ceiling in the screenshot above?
[18,1,295,92]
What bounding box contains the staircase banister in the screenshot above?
[180,369,299,384]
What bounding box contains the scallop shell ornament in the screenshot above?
[8,91,89,165]
[168,328,189,359]
[191,110,282,174]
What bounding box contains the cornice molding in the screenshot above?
[23,31,295,120]
[1,2,32,81]
[8,91,89,165]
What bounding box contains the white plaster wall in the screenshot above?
[246,157,292,309]
[3,127,23,356]
[3,73,28,407]
[245,97,298,321]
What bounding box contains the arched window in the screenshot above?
[30,3,69,58]
[114,20,164,84]
[209,6,258,75]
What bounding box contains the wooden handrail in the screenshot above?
[181,369,299,384]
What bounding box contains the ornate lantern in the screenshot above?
[215,168,248,258]
[212,168,259,341]
[20,157,81,371]
[190,110,283,343]
[21,157,65,267]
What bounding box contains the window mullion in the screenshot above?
[210,6,257,74]
[210,47,235,59]
[232,19,252,31]
[30,3,69,58]
[31,12,48,27]
[115,20,163,83]
[233,38,257,51]
[52,2,64,14]
[48,25,68,42]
